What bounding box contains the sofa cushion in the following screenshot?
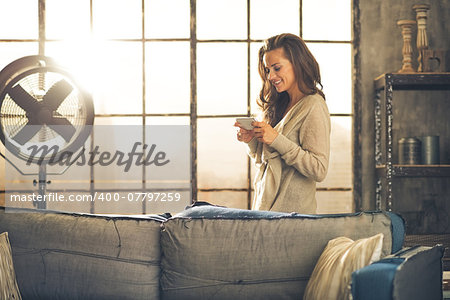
[0,232,22,300]
[351,245,444,300]
[0,207,165,300]
[303,233,383,300]
[160,206,403,300]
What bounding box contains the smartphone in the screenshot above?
[236,117,256,130]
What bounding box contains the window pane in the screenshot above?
[45,142,91,192]
[47,41,142,115]
[0,43,38,71]
[198,191,248,209]
[316,191,353,214]
[303,0,351,41]
[250,42,263,117]
[4,194,35,209]
[92,42,142,114]
[250,0,299,40]
[145,0,190,38]
[146,42,190,114]
[46,0,91,40]
[47,193,93,213]
[0,0,38,39]
[307,43,351,114]
[93,0,142,39]
[92,126,143,189]
[94,117,143,125]
[198,118,248,189]
[45,40,97,92]
[146,117,190,125]
[144,125,191,215]
[197,0,247,40]
[94,192,144,214]
[317,117,352,188]
[197,43,247,115]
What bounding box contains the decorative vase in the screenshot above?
[397,20,416,73]
[413,4,431,72]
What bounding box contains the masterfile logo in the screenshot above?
[4,125,191,214]
[25,142,170,172]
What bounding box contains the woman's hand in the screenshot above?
[252,121,278,144]
[234,122,255,143]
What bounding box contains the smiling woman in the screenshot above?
[0,0,353,215]
[235,33,331,213]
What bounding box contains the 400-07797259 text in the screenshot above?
[8,192,183,203]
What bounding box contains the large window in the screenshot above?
[0,0,353,214]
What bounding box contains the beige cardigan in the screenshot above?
[247,94,330,213]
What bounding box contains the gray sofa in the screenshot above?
[0,205,444,299]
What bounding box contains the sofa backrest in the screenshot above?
[160,206,405,300]
[0,207,164,299]
[0,205,406,300]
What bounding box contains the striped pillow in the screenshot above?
[0,232,21,300]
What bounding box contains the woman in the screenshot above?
[235,33,330,213]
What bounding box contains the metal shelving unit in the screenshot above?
[374,72,450,211]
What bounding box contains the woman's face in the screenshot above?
[263,47,298,97]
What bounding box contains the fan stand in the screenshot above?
[33,163,49,209]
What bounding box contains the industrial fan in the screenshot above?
[0,55,94,209]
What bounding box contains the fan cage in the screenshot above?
[0,64,94,164]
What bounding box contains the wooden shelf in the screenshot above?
[376,164,450,177]
[374,72,450,90]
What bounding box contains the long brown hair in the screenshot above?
[257,33,325,126]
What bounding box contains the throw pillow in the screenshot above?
[303,233,384,300]
[0,232,22,300]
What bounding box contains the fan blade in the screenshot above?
[8,84,40,113]
[48,116,76,142]
[43,79,73,111]
[12,123,43,145]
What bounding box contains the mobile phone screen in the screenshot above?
[236,117,256,130]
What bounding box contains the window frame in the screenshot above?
[0,0,358,213]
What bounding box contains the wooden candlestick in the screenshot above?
[397,20,416,73]
[413,4,431,72]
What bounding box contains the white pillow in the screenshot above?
[303,233,384,300]
[0,232,22,300]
